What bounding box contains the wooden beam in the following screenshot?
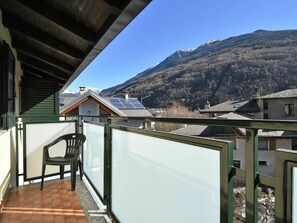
[23,71,65,85]
[18,53,70,77]
[21,64,68,82]
[2,12,84,59]
[12,40,74,73]
[15,0,97,43]
[104,0,130,10]
[97,14,118,41]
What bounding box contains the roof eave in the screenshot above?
[61,0,152,92]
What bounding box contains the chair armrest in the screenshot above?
[42,136,64,159]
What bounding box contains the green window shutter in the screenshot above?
[21,77,59,122]
[0,40,16,129]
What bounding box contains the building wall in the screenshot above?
[276,138,292,149]
[256,98,297,120]
[79,99,100,122]
[233,137,291,177]
[79,100,99,116]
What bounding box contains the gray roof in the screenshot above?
[171,113,249,136]
[200,100,260,113]
[259,89,297,99]
[172,112,297,137]
[120,109,152,117]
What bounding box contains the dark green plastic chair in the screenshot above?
[40,133,86,191]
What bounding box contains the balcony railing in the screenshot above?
[8,115,297,223]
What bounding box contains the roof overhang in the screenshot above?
[0,0,151,91]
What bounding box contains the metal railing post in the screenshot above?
[105,118,112,215]
[245,129,259,223]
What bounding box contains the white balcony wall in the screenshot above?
[0,131,11,203]
[111,128,221,223]
[24,122,76,180]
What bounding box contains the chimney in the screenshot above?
[205,100,210,109]
[79,86,86,95]
[124,91,129,101]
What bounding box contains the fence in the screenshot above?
[13,115,297,223]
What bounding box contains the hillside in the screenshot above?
[100,30,297,109]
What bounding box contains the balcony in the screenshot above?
[1,115,297,223]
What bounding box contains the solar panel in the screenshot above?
[129,99,145,108]
[109,98,145,109]
[110,98,125,108]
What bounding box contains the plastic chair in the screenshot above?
[40,133,86,191]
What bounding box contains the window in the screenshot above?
[233,160,241,168]
[285,104,294,116]
[259,161,268,166]
[264,102,268,110]
[0,40,15,130]
[264,113,268,119]
[258,139,268,150]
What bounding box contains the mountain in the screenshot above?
[62,87,101,96]
[100,30,297,109]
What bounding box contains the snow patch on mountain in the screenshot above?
[61,87,101,96]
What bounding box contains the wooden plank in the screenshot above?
[23,71,66,86]
[13,40,74,72]
[104,0,130,10]
[2,12,84,59]
[21,64,67,81]
[15,0,97,43]
[17,52,71,77]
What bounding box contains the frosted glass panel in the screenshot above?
[83,123,105,197]
[25,122,76,179]
[112,129,220,223]
[293,167,297,222]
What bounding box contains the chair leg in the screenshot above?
[78,160,83,180]
[71,161,77,191]
[60,165,64,179]
[40,164,46,190]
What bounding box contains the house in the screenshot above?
[254,89,297,120]
[200,89,297,120]
[199,99,260,118]
[60,89,152,127]
[171,112,297,177]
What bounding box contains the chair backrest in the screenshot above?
[62,133,86,157]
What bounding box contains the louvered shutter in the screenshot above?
[21,77,59,122]
[0,41,15,129]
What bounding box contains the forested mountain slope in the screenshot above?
[101,30,297,109]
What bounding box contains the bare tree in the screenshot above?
[156,103,197,132]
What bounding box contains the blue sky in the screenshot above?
[68,0,297,91]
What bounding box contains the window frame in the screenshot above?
[285,104,294,116]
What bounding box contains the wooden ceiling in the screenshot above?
[0,0,151,90]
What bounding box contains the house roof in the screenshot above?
[120,109,154,117]
[60,90,152,117]
[200,100,260,113]
[0,0,151,91]
[60,90,125,116]
[259,89,297,99]
[171,113,249,136]
[171,112,297,138]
